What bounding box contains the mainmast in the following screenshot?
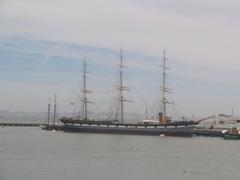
[81,57,92,120]
[116,49,130,123]
[160,49,172,124]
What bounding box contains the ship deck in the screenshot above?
[60,118,198,128]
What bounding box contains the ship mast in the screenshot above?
[81,57,92,120]
[53,93,57,128]
[47,98,51,125]
[145,102,148,120]
[160,49,172,124]
[116,49,130,123]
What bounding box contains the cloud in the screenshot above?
[1,1,240,117]
[1,0,240,71]
[134,0,240,20]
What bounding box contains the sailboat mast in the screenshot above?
[114,49,131,123]
[160,49,172,124]
[83,58,87,120]
[47,98,51,125]
[53,93,57,127]
[162,49,167,123]
[145,102,148,120]
[120,49,124,123]
[81,57,92,120]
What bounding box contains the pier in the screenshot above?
[0,122,64,131]
[0,122,46,127]
[41,124,64,131]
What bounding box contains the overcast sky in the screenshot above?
[1,0,240,119]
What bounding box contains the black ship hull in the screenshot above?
[63,124,193,137]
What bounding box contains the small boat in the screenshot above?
[223,127,240,140]
[224,134,240,140]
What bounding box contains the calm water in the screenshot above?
[0,127,239,180]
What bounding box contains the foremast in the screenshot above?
[81,57,93,120]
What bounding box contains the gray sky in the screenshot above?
[1,0,240,118]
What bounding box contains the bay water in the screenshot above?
[0,127,239,180]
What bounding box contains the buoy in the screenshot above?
[160,134,165,137]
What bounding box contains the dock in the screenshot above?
[0,122,46,127]
[41,124,64,131]
[0,122,64,131]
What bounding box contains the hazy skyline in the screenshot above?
[1,0,240,118]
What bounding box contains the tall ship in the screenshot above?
[60,50,197,137]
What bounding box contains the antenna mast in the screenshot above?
[81,57,92,120]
